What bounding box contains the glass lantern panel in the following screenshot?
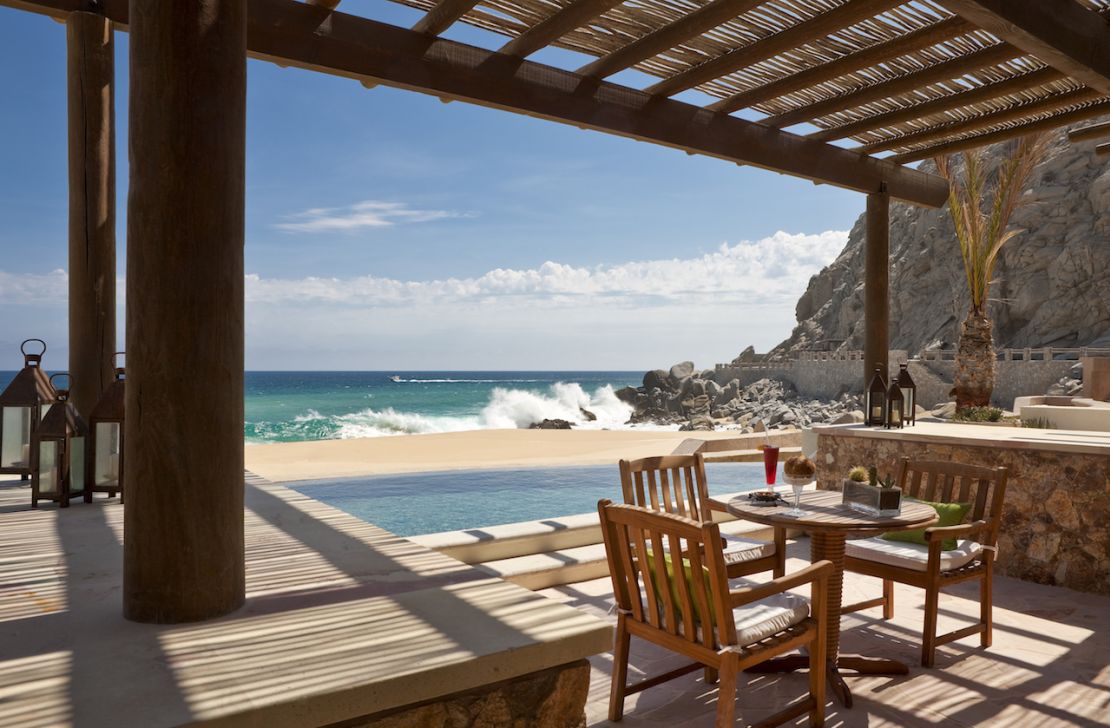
[69,436,86,493]
[1,407,32,468]
[38,440,60,495]
[94,422,121,487]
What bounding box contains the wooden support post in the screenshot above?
[67,11,115,419]
[124,0,246,623]
[864,183,890,391]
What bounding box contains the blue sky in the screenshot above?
[0,4,867,370]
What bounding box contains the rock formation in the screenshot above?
[621,362,864,432]
[775,121,1110,356]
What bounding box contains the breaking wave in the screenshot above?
[245,382,638,443]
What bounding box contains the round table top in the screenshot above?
[723,490,937,537]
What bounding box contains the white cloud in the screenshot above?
[0,269,68,305]
[0,230,848,368]
[274,200,462,233]
[244,230,848,307]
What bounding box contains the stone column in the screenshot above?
[67,11,115,419]
[864,183,890,391]
[124,0,246,623]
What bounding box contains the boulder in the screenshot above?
[579,407,597,422]
[931,402,957,419]
[615,386,639,405]
[529,419,573,429]
[643,369,669,391]
[668,361,696,383]
[732,345,757,364]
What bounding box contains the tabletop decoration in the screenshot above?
[842,465,902,516]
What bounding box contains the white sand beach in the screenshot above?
[244,428,800,482]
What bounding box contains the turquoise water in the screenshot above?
[289,463,769,536]
[244,371,643,443]
[0,370,644,444]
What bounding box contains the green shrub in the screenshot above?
[953,406,1003,422]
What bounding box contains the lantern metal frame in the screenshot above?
[865,365,888,427]
[86,353,124,503]
[30,373,88,508]
[0,339,56,479]
[885,379,905,430]
[897,363,917,426]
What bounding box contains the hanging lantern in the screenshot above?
[897,363,917,426]
[885,378,904,429]
[31,374,88,508]
[87,353,124,503]
[866,365,887,427]
[0,339,56,480]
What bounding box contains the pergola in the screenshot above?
[2,0,1109,624]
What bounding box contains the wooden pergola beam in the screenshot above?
[1097,141,1110,156]
[307,0,341,9]
[709,15,975,114]
[890,98,1110,163]
[937,0,1110,95]
[763,42,1021,129]
[645,0,903,98]
[809,66,1064,143]
[576,0,765,79]
[412,0,481,36]
[857,86,1101,154]
[500,0,625,58]
[1068,119,1110,142]
[1,0,945,205]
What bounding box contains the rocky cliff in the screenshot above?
[775,121,1110,356]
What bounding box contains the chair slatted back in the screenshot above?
[895,458,1009,546]
[598,500,735,654]
[619,454,711,522]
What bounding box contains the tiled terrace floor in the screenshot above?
[541,540,1110,728]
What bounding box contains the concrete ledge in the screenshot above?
[410,512,601,565]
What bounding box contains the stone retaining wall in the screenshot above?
[714,350,1081,409]
[815,432,1110,595]
[353,659,591,728]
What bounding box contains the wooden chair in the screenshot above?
[619,454,786,579]
[599,500,831,727]
[842,458,1009,667]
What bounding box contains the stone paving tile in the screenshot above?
[540,539,1110,728]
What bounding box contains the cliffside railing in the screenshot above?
[717,347,1110,370]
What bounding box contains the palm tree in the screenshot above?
[935,132,1049,409]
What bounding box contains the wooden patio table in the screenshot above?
[714,489,937,708]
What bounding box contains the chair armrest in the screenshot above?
[923,519,987,542]
[707,498,729,514]
[728,560,834,608]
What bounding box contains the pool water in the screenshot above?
[289,462,770,536]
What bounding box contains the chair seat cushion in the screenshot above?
[846,537,982,573]
[722,534,776,565]
[730,590,809,646]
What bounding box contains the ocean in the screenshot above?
[244,371,645,443]
[0,369,656,444]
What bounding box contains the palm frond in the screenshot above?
[935,132,1049,314]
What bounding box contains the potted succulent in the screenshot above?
[842,465,902,516]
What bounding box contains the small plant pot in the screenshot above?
[842,479,902,516]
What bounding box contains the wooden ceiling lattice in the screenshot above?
[390,0,1110,161]
[4,0,1110,205]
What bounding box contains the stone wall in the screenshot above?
[815,433,1110,595]
[714,351,1081,409]
[350,659,591,728]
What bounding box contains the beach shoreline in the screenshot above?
[244,428,800,483]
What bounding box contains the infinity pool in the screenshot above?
[289,462,769,536]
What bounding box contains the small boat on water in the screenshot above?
[388,375,403,383]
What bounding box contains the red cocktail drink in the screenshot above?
[762,445,780,487]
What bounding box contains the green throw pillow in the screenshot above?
[643,549,716,625]
[881,500,971,551]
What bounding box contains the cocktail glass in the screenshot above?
[762,445,779,491]
[787,479,807,517]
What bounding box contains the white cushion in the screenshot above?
[722,534,776,565]
[846,537,983,572]
[730,591,809,646]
